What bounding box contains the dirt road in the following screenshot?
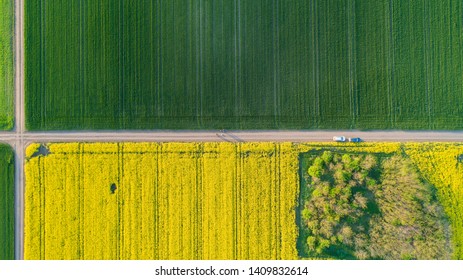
[3,128,463,260]
[2,130,463,144]
[13,0,24,261]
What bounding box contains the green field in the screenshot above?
[0,0,14,130]
[25,0,463,130]
[0,144,14,260]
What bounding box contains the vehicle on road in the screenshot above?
[333,136,346,142]
[348,137,362,143]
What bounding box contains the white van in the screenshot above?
[332,136,346,142]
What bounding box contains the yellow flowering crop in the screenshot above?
[24,142,299,260]
[24,142,463,259]
[404,143,463,259]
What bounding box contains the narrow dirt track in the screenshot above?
[13,0,24,260]
[2,130,463,144]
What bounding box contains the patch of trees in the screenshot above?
[300,151,452,259]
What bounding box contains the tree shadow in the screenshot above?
[110,183,117,194]
[29,144,51,158]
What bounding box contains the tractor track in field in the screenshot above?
[5,0,463,260]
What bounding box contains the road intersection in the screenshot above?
[4,0,463,260]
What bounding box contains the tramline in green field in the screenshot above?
[0,144,14,260]
[0,0,14,130]
[25,0,463,130]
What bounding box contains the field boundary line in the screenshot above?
[119,0,125,128]
[423,0,432,128]
[234,0,238,120]
[199,0,204,127]
[80,0,84,126]
[273,0,280,126]
[347,0,356,127]
[388,0,395,127]
[234,0,242,124]
[313,0,320,125]
[196,0,201,125]
[157,0,163,118]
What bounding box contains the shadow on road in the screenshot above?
[224,132,244,142]
[216,133,232,142]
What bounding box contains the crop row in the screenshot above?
[0,144,14,260]
[0,0,14,130]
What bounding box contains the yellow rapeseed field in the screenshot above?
[24,142,299,260]
[404,143,463,259]
[25,142,463,259]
